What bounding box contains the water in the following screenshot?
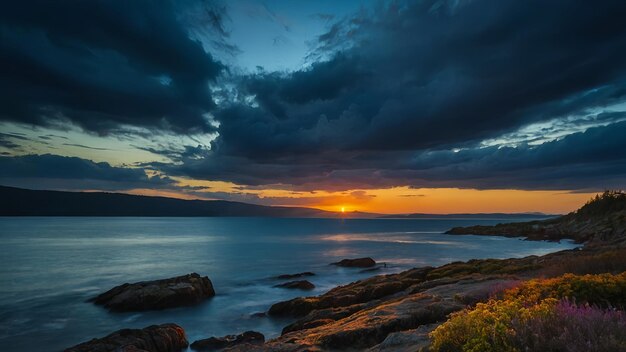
[0,217,577,351]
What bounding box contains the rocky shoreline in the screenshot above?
[66,243,623,351]
[65,241,626,351]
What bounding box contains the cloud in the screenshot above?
[3,0,626,194]
[62,143,112,151]
[404,120,626,190]
[154,116,626,191]
[154,0,626,191]
[0,154,173,190]
[0,0,224,135]
[0,133,28,149]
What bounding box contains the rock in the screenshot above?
[274,280,315,290]
[190,331,264,351]
[276,272,315,280]
[92,273,215,312]
[281,304,366,334]
[332,257,376,268]
[64,323,188,352]
[261,276,515,351]
[268,267,432,317]
[250,312,267,318]
[368,324,437,352]
[264,293,463,351]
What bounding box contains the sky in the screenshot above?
[1,0,625,214]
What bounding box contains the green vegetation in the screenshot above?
[574,190,626,219]
[430,272,626,352]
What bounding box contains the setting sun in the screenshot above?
[341,207,345,213]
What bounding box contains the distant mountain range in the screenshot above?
[0,185,556,219]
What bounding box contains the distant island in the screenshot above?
[0,185,556,219]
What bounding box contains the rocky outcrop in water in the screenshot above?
[92,273,215,311]
[274,280,315,290]
[64,323,188,352]
[276,272,315,280]
[331,257,376,268]
[190,331,264,351]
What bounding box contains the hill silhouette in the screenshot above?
[447,190,626,243]
[0,185,346,217]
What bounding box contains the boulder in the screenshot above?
[276,272,315,280]
[332,257,376,268]
[64,323,188,352]
[274,280,315,290]
[92,273,215,312]
[190,331,264,351]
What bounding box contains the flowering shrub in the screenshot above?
[505,272,626,308]
[430,272,626,352]
[430,298,555,352]
[512,300,626,352]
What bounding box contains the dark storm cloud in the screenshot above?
[157,0,625,191]
[3,0,626,193]
[404,120,626,190]
[0,154,173,190]
[135,143,211,162]
[0,0,223,135]
[156,114,626,192]
[216,0,626,153]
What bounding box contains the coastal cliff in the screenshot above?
[446,191,626,243]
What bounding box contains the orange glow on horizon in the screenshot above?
[122,181,599,215]
[312,188,596,215]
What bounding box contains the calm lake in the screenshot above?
[0,217,577,351]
